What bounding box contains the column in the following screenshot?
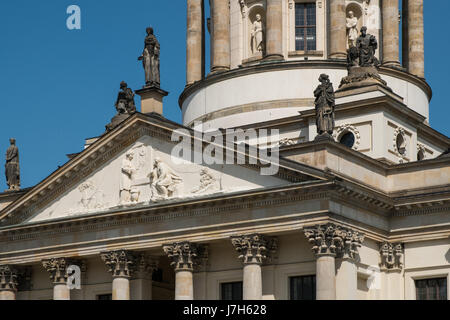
[101,250,136,300]
[401,0,409,70]
[265,0,284,61]
[210,0,230,73]
[0,265,18,300]
[131,254,159,300]
[186,0,204,85]
[42,258,72,300]
[231,234,277,300]
[335,229,364,300]
[329,0,347,60]
[163,242,206,300]
[382,0,401,67]
[380,242,404,299]
[406,0,424,78]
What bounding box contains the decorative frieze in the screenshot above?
[100,250,136,279]
[42,258,74,284]
[0,265,19,292]
[379,242,404,270]
[231,234,278,265]
[163,242,205,272]
[304,223,364,260]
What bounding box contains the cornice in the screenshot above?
[0,113,325,226]
[178,60,432,108]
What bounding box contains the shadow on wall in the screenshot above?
[445,248,450,263]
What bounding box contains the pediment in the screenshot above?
[0,114,323,226]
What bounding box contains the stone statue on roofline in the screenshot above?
[5,138,20,191]
[138,27,161,88]
[106,81,137,132]
[338,27,390,92]
[314,74,335,142]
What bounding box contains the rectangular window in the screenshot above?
[221,282,243,300]
[97,294,112,300]
[290,275,316,300]
[415,278,447,300]
[295,3,317,51]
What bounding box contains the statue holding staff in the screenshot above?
[138,27,161,88]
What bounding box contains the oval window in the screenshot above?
[339,132,355,148]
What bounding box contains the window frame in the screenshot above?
[415,277,448,300]
[294,2,317,52]
[220,281,244,301]
[289,274,316,300]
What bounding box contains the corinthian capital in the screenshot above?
[231,234,278,265]
[304,223,364,259]
[163,242,204,272]
[0,265,19,292]
[100,250,136,279]
[42,258,73,284]
[379,242,404,270]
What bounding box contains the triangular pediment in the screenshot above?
[0,114,325,226]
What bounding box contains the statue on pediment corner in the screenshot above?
[5,138,20,191]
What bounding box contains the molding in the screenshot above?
[179,60,432,108]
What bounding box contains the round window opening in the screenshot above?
[396,134,406,155]
[339,132,355,148]
[417,150,425,161]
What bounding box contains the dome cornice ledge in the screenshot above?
[178,60,432,108]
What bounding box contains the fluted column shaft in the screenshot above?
[406,0,424,78]
[382,0,401,67]
[187,0,204,85]
[265,0,284,60]
[329,0,347,59]
[210,0,230,73]
[231,234,277,300]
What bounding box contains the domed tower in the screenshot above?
[180,0,447,164]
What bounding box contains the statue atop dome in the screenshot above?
[338,27,390,92]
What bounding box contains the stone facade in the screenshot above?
[0,0,448,301]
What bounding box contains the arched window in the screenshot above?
[396,133,406,155]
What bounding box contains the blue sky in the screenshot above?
[0,1,448,191]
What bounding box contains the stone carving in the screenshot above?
[231,234,277,265]
[163,242,204,271]
[304,223,364,259]
[106,82,137,131]
[333,124,361,150]
[393,127,407,157]
[78,180,104,210]
[339,27,389,91]
[192,168,218,194]
[355,26,380,68]
[120,152,136,204]
[278,138,297,147]
[417,143,426,161]
[42,258,74,284]
[0,265,19,292]
[149,158,184,201]
[5,138,20,191]
[314,74,335,141]
[379,242,403,270]
[346,11,359,48]
[100,250,136,279]
[138,27,160,88]
[251,14,264,54]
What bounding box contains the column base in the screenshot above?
[329,53,347,60]
[382,61,403,69]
